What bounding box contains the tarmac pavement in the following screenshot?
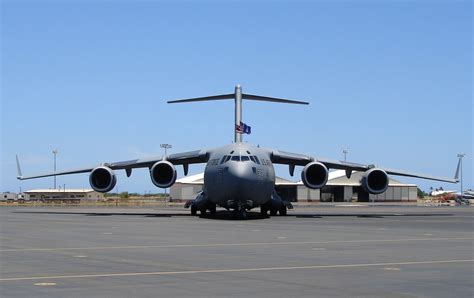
[0,205,473,297]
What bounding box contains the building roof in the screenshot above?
[175,170,416,187]
[24,189,96,193]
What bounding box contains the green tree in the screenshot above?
[417,188,425,198]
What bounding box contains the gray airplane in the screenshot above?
[16,85,459,219]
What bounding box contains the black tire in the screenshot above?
[260,207,268,217]
[191,205,197,216]
[239,209,248,220]
[209,205,217,215]
[200,208,207,216]
[270,209,278,216]
[279,205,287,216]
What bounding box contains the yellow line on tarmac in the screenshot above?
[1,237,473,252]
[1,259,472,282]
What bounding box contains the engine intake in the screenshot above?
[301,162,329,189]
[89,166,117,193]
[361,168,389,194]
[150,161,177,188]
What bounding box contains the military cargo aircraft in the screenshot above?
[16,85,459,219]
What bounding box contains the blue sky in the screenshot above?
[1,1,472,194]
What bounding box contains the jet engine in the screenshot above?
[301,162,329,189]
[89,166,117,193]
[150,161,177,188]
[361,168,389,194]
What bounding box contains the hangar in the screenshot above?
[170,171,418,203]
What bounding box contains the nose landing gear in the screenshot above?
[233,208,248,220]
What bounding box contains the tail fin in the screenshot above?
[454,155,463,182]
[16,155,23,179]
[167,85,308,143]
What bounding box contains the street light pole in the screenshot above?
[457,154,465,198]
[160,143,172,157]
[342,149,349,162]
[160,144,172,199]
[52,149,59,189]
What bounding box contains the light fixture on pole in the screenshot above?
[457,153,465,198]
[52,149,59,189]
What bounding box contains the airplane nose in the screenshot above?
[227,162,251,180]
[226,162,256,198]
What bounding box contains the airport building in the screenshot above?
[170,170,418,203]
[23,189,104,203]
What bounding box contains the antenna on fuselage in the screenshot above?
[167,85,309,143]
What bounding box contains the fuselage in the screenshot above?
[203,143,275,209]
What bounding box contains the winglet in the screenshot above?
[454,156,462,182]
[16,155,23,179]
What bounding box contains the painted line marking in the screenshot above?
[34,282,57,286]
[383,267,401,271]
[1,259,471,282]
[1,237,472,252]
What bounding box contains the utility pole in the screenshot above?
[160,144,172,199]
[457,154,465,199]
[52,149,59,189]
[342,148,349,162]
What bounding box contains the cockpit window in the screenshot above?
[231,156,240,161]
[241,156,250,162]
[253,156,261,164]
[220,156,227,164]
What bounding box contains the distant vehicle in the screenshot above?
[16,85,458,219]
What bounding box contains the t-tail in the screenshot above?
[167,85,309,143]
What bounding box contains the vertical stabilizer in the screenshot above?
[16,155,23,178]
[234,85,243,143]
[454,156,461,181]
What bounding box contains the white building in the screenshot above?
[24,189,104,202]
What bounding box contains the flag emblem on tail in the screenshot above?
[236,122,251,134]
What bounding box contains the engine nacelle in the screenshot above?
[150,161,177,188]
[361,168,389,194]
[89,166,117,193]
[301,162,329,189]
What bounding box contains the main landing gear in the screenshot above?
[187,201,216,217]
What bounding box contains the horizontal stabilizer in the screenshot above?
[243,93,309,105]
[167,91,309,105]
[167,93,234,104]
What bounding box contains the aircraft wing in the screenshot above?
[16,149,209,180]
[269,149,458,183]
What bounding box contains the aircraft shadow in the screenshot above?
[13,210,453,221]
